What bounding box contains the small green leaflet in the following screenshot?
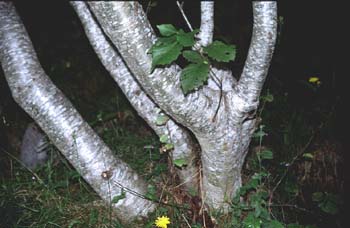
[164,143,174,150]
[302,153,314,159]
[182,50,205,64]
[159,134,169,143]
[181,62,210,94]
[173,158,187,168]
[318,193,339,214]
[203,40,236,62]
[157,24,178,36]
[312,192,340,214]
[68,220,81,228]
[155,114,169,126]
[145,184,157,200]
[260,149,273,160]
[242,213,262,228]
[111,190,126,204]
[266,220,284,228]
[263,93,274,103]
[312,192,324,202]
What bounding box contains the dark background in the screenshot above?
[0,0,344,227]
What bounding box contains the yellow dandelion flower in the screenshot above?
[308,77,320,83]
[155,216,170,228]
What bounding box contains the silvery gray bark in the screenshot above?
[0,2,155,222]
[88,1,277,210]
[87,2,218,131]
[0,0,277,217]
[71,1,199,190]
[196,1,214,47]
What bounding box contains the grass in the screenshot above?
[0,84,344,227]
[0,146,120,227]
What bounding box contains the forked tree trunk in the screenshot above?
[0,0,277,222]
[87,1,277,209]
[71,1,199,191]
[0,2,155,223]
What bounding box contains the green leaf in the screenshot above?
[68,220,81,228]
[153,163,167,175]
[318,193,339,214]
[174,158,187,168]
[312,192,324,202]
[156,36,177,45]
[157,24,178,36]
[284,178,299,196]
[243,213,262,228]
[164,143,174,150]
[265,220,284,228]
[181,63,210,94]
[203,40,236,62]
[253,125,267,139]
[159,134,169,143]
[183,50,204,63]
[263,94,274,103]
[149,36,177,52]
[287,224,303,228]
[145,185,157,200]
[260,150,273,160]
[155,114,169,126]
[302,153,314,159]
[88,209,99,225]
[176,29,199,47]
[111,190,126,204]
[150,38,182,69]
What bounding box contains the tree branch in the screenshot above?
[0,2,155,222]
[71,1,199,190]
[196,1,214,47]
[87,2,218,132]
[176,1,193,31]
[231,1,277,113]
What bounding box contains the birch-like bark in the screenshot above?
[71,1,199,190]
[196,1,277,209]
[196,1,214,47]
[87,2,220,132]
[232,2,277,112]
[87,0,277,210]
[0,2,155,223]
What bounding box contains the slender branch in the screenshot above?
[176,1,193,31]
[175,1,221,90]
[196,1,214,47]
[175,1,226,122]
[181,214,192,228]
[231,1,277,113]
[87,1,222,134]
[71,1,199,190]
[0,2,155,222]
[87,2,211,126]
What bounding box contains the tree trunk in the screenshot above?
[71,1,199,191]
[0,2,155,223]
[87,1,277,210]
[0,0,277,220]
